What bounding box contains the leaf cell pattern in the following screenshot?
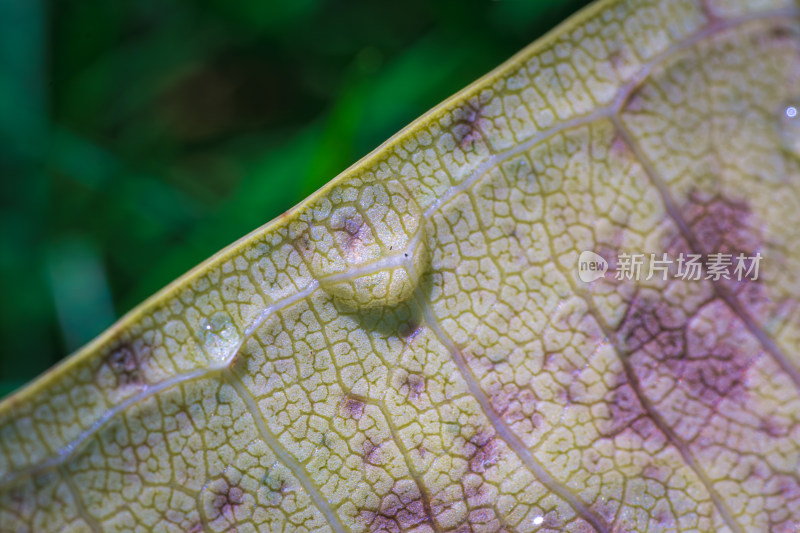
[1,0,800,532]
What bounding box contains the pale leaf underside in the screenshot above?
[2,0,800,532]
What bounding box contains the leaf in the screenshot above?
[2,0,800,531]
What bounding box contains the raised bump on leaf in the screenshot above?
[294,178,430,309]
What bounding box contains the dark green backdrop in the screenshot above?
[0,0,592,397]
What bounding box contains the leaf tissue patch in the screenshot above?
[2,0,800,532]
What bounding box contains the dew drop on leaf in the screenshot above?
[315,180,430,309]
[201,311,241,366]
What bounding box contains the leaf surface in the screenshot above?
[2,0,800,531]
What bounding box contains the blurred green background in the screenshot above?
[0,0,591,397]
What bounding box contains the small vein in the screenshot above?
[0,368,210,490]
[0,281,321,491]
[422,7,800,222]
[611,115,800,393]
[534,148,743,533]
[416,292,610,533]
[534,166,742,532]
[224,371,348,533]
[352,393,440,533]
[58,465,102,533]
[575,285,745,533]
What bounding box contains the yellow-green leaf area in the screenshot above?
[2,0,800,531]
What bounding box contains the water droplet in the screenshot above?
[316,180,430,309]
[320,227,429,309]
[779,102,800,157]
[200,311,241,366]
